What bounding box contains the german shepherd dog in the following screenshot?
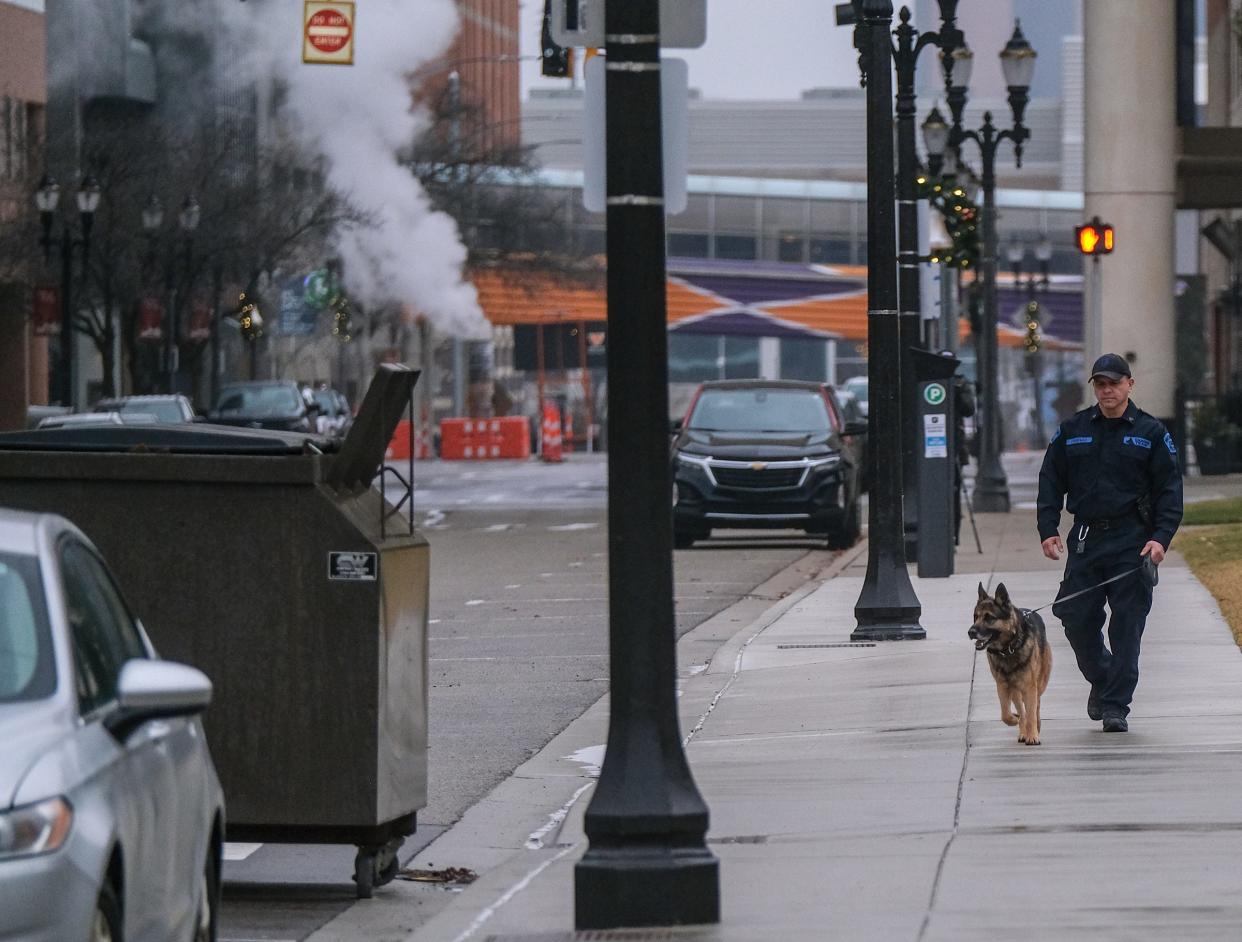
[969,583,1053,746]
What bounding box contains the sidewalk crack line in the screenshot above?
[917,650,979,942]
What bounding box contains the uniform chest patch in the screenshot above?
[1123,435,1152,449]
[1066,436,1093,446]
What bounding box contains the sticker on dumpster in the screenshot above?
[329,551,378,581]
[923,413,948,459]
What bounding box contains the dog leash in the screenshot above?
[1030,555,1159,614]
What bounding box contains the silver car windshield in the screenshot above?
[0,553,55,703]
[688,389,830,433]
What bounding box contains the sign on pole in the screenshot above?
[32,285,60,336]
[303,1,355,65]
[551,0,706,49]
[583,56,689,215]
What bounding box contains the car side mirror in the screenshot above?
[843,420,868,437]
[106,659,213,741]
[670,418,683,434]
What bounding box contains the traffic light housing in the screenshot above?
[541,0,572,78]
[1076,216,1115,256]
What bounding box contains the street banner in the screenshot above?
[303,1,355,65]
[278,276,319,336]
[186,301,212,343]
[31,284,59,336]
[137,297,164,342]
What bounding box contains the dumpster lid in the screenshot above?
[0,423,340,455]
[326,364,420,492]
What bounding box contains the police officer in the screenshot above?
[1037,353,1183,732]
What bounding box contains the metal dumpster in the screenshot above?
[0,365,427,897]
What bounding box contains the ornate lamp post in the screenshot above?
[847,0,923,641]
[942,21,1037,513]
[36,173,100,409]
[892,3,961,560]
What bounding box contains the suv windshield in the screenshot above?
[216,385,301,415]
[0,553,55,703]
[689,388,830,433]
[843,378,869,406]
[104,399,185,423]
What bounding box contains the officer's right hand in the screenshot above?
[1042,536,1064,561]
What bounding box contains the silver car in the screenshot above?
[0,509,224,942]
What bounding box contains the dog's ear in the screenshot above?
[977,582,988,602]
[994,582,1011,610]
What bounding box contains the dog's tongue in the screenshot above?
[974,637,990,651]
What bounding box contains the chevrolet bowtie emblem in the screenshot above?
[750,462,767,471]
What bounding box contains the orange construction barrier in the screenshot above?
[540,403,563,463]
[386,419,413,461]
[439,416,533,460]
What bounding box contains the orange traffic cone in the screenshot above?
[541,403,563,463]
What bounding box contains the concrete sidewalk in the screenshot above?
[311,504,1242,942]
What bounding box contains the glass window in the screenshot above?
[715,235,757,260]
[723,337,760,378]
[780,338,826,381]
[809,238,853,264]
[60,541,147,715]
[668,233,710,258]
[688,387,830,433]
[668,334,720,383]
[776,236,806,262]
[0,553,55,703]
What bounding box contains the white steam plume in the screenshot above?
[231,0,489,339]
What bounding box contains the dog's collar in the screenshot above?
[986,637,1024,657]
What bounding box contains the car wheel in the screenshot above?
[193,848,220,942]
[91,882,122,942]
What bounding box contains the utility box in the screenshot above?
[911,349,959,578]
[0,365,426,897]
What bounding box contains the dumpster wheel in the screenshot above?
[354,837,403,899]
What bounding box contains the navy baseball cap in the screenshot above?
[1090,353,1131,382]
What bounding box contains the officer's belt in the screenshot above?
[1073,512,1138,531]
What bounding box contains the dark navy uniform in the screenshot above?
[1037,401,1183,718]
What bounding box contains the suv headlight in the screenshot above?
[807,454,841,470]
[675,452,711,470]
[0,797,74,859]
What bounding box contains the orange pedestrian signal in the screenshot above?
[1076,216,1115,256]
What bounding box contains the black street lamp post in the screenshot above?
[1008,237,1052,445]
[933,21,1037,514]
[36,173,100,409]
[851,0,923,642]
[893,2,961,560]
[573,0,719,929]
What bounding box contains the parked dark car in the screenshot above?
[670,380,866,549]
[94,394,196,424]
[209,380,317,432]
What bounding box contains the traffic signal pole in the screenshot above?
[574,0,720,928]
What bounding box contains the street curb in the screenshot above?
[304,540,864,942]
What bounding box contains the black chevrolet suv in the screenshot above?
[671,380,866,549]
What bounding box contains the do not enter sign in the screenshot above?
[303,1,355,65]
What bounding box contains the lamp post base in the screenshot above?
[575,845,720,930]
[972,474,1011,513]
[851,621,926,642]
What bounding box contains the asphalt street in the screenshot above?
[218,455,822,941]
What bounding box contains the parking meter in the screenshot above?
[910,348,959,578]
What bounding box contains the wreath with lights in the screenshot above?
[916,173,980,270]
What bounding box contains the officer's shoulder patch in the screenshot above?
[1164,431,1177,454]
[1050,426,1061,444]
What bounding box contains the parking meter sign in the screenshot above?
[329,551,377,581]
[924,383,946,406]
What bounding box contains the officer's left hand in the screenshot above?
[1140,541,1165,565]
